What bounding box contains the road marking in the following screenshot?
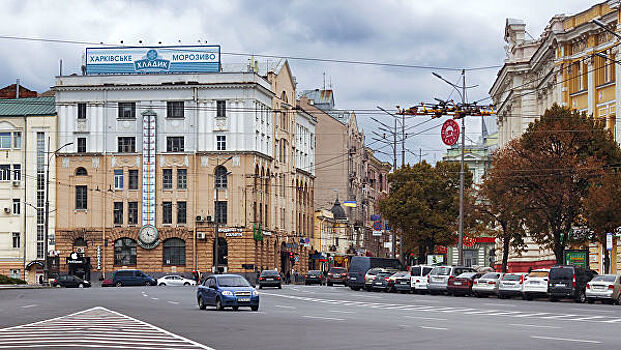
[167,301,180,305]
[150,297,159,300]
[602,318,621,323]
[20,304,37,309]
[509,323,561,329]
[405,316,447,321]
[419,326,448,330]
[329,310,354,314]
[275,305,296,309]
[512,313,549,318]
[539,314,577,319]
[0,306,213,349]
[530,336,601,344]
[574,316,605,321]
[302,315,344,321]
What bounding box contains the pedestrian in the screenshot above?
[286,270,291,285]
[293,269,299,284]
[528,266,533,273]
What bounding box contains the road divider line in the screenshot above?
[329,310,354,314]
[530,336,601,344]
[20,304,37,309]
[405,316,447,321]
[419,326,448,330]
[509,324,561,329]
[302,315,344,321]
[150,297,159,300]
[275,305,296,309]
[167,301,179,305]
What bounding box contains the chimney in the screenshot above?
[15,79,19,98]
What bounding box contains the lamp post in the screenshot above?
[43,141,73,282]
[213,156,233,274]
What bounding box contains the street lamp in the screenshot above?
[43,141,73,282]
[214,155,233,274]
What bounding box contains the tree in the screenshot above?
[584,172,621,273]
[489,104,621,264]
[377,161,472,263]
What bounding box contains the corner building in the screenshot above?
[54,56,311,279]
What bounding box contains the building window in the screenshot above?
[78,103,87,119]
[114,238,137,266]
[75,167,88,176]
[216,135,226,150]
[215,201,227,224]
[162,169,173,189]
[12,199,20,215]
[163,238,186,266]
[0,165,10,181]
[177,169,187,189]
[37,242,44,259]
[128,202,138,225]
[129,170,139,190]
[167,101,184,118]
[118,102,136,119]
[217,100,226,118]
[77,137,87,153]
[177,201,186,224]
[75,185,87,210]
[114,202,123,225]
[0,133,11,149]
[12,232,20,249]
[162,202,172,224]
[166,137,184,152]
[12,164,20,181]
[117,137,136,153]
[114,169,123,190]
[13,132,21,149]
[215,166,228,189]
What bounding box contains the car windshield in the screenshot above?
[367,269,382,275]
[550,268,573,280]
[528,271,548,278]
[592,275,617,283]
[457,272,476,279]
[503,274,521,281]
[431,266,451,276]
[309,271,322,275]
[261,270,279,276]
[329,268,346,273]
[481,273,500,279]
[377,272,391,278]
[411,266,421,275]
[218,276,250,287]
[392,272,408,277]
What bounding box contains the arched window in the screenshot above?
[114,238,136,266]
[281,91,288,103]
[163,238,186,266]
[75,167,88,176]
[215,166,228,189]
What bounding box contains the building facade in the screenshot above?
[54,53,313,280]
[0,96,57,283]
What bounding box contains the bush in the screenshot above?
[0,274,27,285]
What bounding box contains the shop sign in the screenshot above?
[565,250,588,268]
[427,254,444,265]
[372,230,383,236]
[96,246,101,270]
[441,119,460,146]
[607,233,613,251]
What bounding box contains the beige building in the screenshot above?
[0,95,57,283]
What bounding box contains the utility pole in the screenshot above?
[401,113,406,167]
[458,69,466,267]
[392,117,397,259]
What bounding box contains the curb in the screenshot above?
[0,285,52,290]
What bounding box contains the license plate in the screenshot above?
[375,282,382,285]
[530,281,539,284]
[350,277,356,280]
[266,278,273,281]
[555,283,566,287]
[238,298,250,302]
[399,282,407,285]
[454,282,462,285]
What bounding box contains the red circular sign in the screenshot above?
[441,119,460,146]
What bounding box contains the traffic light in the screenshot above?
[289,252,294,260]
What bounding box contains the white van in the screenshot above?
[409,265,434,293]
[522,269,550,300]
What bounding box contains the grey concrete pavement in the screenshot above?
[0,284,619,349]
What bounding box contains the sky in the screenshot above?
[0,0,605,164]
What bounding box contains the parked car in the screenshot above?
[387,271,411,293]
[157,274,196,287]
[472,272,503,297]
[327,267,348,286]
[370,271,394,291]
[197,274,259,311]
[52,274,91,288]
[498,273,526,299]
[586,274,621,304]
[305,270,325,285]
[348,256,404,291]
[522,269,549,301]
[112,269,156,287]
[548,265,597,303]
[258,269,282,289]
[364,268,385,291]
[427,266,476,295]
[410,265,434,294]
[447,272,482,296]
[101,278,114,287]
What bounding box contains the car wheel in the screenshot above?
[259,285,263,289]
[78,283,84,288]
[55,284,62,288]
[327,282,333,287]
[278,284,282,289]
[184,282,190,286]
[198,297,206,310]
[215,297,224,311]
[576,290,586,303]
[351,286,360,291]
[159,283,166,286]
[145,281,152,287]
[251,305,259,311]
[549,297,558,302]
[616,295,621,305]
[232,306,239,311]
[116,282,123,287]
[587,298,595,304]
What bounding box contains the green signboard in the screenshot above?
[564,250,588,268]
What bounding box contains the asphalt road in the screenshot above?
[0,284,620,349]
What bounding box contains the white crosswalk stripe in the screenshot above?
[263,292,620,324]
[0,306,213,349]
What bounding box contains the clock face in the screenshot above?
[139,225,159,248]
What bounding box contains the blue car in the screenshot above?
[197,274,260,311]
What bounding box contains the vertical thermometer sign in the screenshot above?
[142,112,156,226]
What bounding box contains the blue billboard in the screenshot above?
[85,45,220,75]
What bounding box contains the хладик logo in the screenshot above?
[134,49,170,71]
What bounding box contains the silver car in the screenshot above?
[157,274,196,287]
[427,266,475,295]
[498,273,526,299]
[472,272,503,297]
[586,274,621,304]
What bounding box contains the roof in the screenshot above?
[330,199,347,220]
[0,96,56,117]
[300,89,335,111]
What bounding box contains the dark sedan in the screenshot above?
[305,270,325,285]
[447,272,482,296]
[326,267,348,286]
[52,274,91,288]
[387,271,411,293]
[370,271,393,291]
[258,270,282,289]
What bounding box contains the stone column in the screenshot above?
[586,55,594,116]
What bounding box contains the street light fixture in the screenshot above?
[214,155,233,274]
[43,141,73,282]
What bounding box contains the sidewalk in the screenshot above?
[0,284,52,290]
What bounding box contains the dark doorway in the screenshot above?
[213,237,228,267]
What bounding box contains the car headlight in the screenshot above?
[252,290,260,296]
[222,291,233,296]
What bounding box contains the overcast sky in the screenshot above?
[0,0,604,164]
